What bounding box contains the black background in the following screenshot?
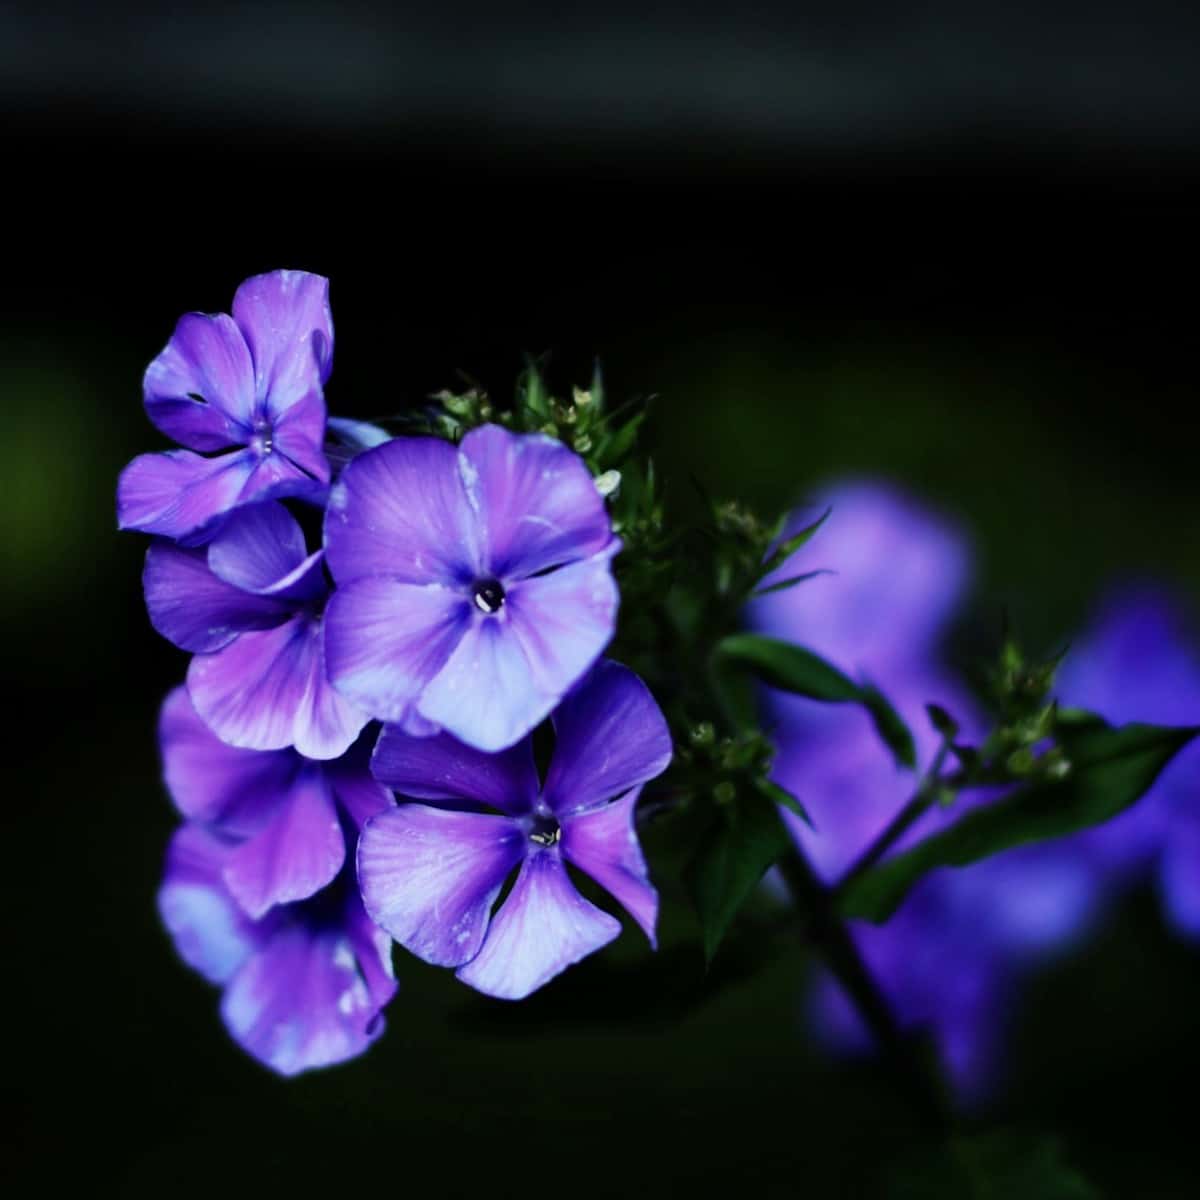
[6,5,1200,1196]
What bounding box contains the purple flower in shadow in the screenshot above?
[323,424,620,752]
[357,660,671,1000]
[118,270,332,544]
[157,687,397,1075]
[144,501,368,759]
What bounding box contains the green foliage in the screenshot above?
[885,1130,1098,1199]
[714,633,917,767]
[683,784,793,963]
[842,719,1199,922]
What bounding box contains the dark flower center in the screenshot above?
[528,813,561,847]
[472,578,506,614]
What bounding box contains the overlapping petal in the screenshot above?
[158,824,266,986]
[188,616,368,760]
[561,789,658,944]
[459,424,612,578]
[324,578,470,724]
[222,767,345,919]
[455,853,621,1000]
[357,805,525,968]
[371,726,538,816]
[325,435,480,586]
[142,311,255,450]
[542,658,672,816]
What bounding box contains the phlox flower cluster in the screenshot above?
[119,271,671,1075]
[751,481,1200,1101]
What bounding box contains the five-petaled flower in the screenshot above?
[157,688,397,1075]
[118,270,333,544]
[144,501,368,759]
[323,423,620,752]
[357,660,672,1000]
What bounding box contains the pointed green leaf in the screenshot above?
[750,568,832,599]
[757,506,831,580]
[842,720,1199,922]
[714,634,916,767]
[683,790,791,963]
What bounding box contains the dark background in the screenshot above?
[6,4,1200,1195]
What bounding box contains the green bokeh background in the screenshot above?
[6,137,1199,1196]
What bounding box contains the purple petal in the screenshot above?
[324,436,480,586]
[222,767,345,918]
[542,659,672,816]
[271,387,330,485]
[456,851,621,1000]
[220,906,392,1078]
[116,448,256,544]
[143,311,255,450]
[327,416,392,452]
[459,424,613,578]
[357,805,524,967]
[158,686,298,831]
[206,502,326,605]
[561,789,658,944]
[342,889,400,1017]
[1161,814,1200,939]
[158,824,265,985]
[371,726,538,816]
[188,616,369,759]
[231,270,334,410]
[417,552,619,752]
[326,753,396,830]
[324,578,470,723]
[144,541,295,653]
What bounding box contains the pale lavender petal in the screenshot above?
[371,726,538,815]
[231,270,334,408]
[324,436,480,586]
[357,805,524,967]
[144,541,294,653]
[326,753,395,830]
[188,616,368,759]
[327,416,392,451]
[456,852,621,1000]
[542,659,672,816]
[158,824,265,985]
[324,578,470,723]
[222,767,345,918]
[561,789,658,944]
[459,424,612,578]
[143,311,255,449]
[220,912,390,1078]
[158,686,297,832]
[271,387,330,484]
[116,448,256,544]
[417,552,619,752]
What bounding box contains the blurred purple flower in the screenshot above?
[323,424,620,752]
[157,688,397,1076]
[117,270,332,544]
[357,661,671,1000]
[145,501,368,759]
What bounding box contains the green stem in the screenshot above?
[778,845,952,1129]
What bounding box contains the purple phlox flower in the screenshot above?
[755,480,1117,1099]
[145,501,368,759]
[1055,585,1200,932]
[157,687,397,1075]
[117,270,333,544]
[323,423,620,752]
[357,660,671,1000]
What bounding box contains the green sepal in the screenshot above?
[756,506,831,581]
[842,719,1199,922]
[683,787,792,964]
[714,634,916,767]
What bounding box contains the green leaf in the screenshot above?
[886,1130,1098,1199]
[755,778,812,826]
[683,789,792,963]
[757,506,831,580]
[714,634,916,767]
[843,720,1199,922]
[749,568,832,598]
